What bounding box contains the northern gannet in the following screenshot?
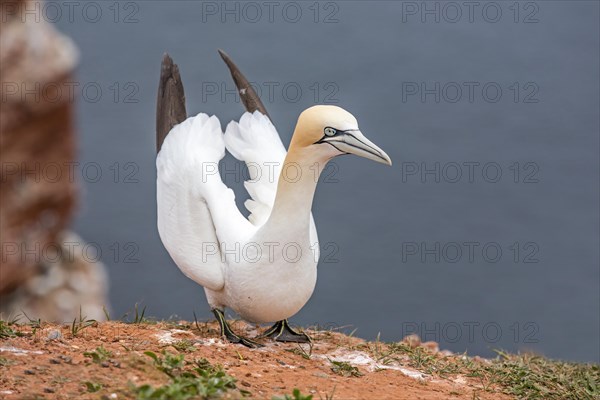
[156,51,392,347]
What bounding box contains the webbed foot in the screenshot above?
[212,309,263,348]
[260,319,311,343]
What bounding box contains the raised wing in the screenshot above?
[156,55,252,291]
[224,112,286,226]
[157,114,226,290]
[219,51,319,252]
[219,50,286,226]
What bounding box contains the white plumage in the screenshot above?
[157,111,320,323]
[155,52,391,345]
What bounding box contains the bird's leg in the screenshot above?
[260,319,311,343]
[212,309,263,348]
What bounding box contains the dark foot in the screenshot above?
[260,319,311,343]
[212,309,263,348]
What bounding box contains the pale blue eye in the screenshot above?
[324,127,336,136]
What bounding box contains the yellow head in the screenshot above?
[289,105,392,166]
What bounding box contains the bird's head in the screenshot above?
[290,105,392,166]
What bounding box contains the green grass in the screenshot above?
[328,359,363,377]
[0,356,15,367]
[118,302,157,324]
[70,307,96,337]
[172,339,196,353]
[0,320,24,339]
[272,388,313,400]
[285,343,313,360]
[476,351,599,400]
[362,341,600,399]
[83,346,113,364]
[133,351,248,399]
[84,381,103,393]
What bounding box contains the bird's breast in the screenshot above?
[222,241,318,323]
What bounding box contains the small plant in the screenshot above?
[71,307,96,337]
[0,357,15,367]
[20,311,42,334]
[102,306,111,321]
[134,352,246,399]
[329,359,363,377]
[194,357,219,374]
[84,381,102,393]
[119,302,153,324]
[273,388,313,400]
[84,346,113,363]
[318,386,336,400]
[172,339,196,353]
[144,351,185,377]
[285,343,313,360]
[0,320,23,339]
[133,302,147,324]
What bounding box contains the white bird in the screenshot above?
[156,51,391,347]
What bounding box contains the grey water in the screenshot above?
[46,1,599,362]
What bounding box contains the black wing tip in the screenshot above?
[156,53,187,153]
[217,48,239,76]
[160,53,178,78]
[162,52,173,64]
[217,49,270,119]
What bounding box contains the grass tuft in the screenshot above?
[171,339,196,353]
[83,346,113,364]
[285,343,314,360]
[71,307,96,337]
[273,388,314,400]
[84,381,102,393]
[479,351,600,400]
[363,340,600,399]
[0,320,24,339]
[328,359,363,377]
[133,351,249,399]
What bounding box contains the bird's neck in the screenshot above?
[266,147,328,240]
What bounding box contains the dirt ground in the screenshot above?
[0,320,513,400]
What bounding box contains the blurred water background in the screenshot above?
[45,1,599,362]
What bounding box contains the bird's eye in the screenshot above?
[324,127,336,137]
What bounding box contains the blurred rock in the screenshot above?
[47,330,62,340]
[0,232,109,322]
[402,334,422,348]
[421,341,440,353]
[1,0,79,296]
[0,0,109,321]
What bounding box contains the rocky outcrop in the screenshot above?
[0,233,109,322]
[0,0,109,322]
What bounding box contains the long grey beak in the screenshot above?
[322,130,392,166]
